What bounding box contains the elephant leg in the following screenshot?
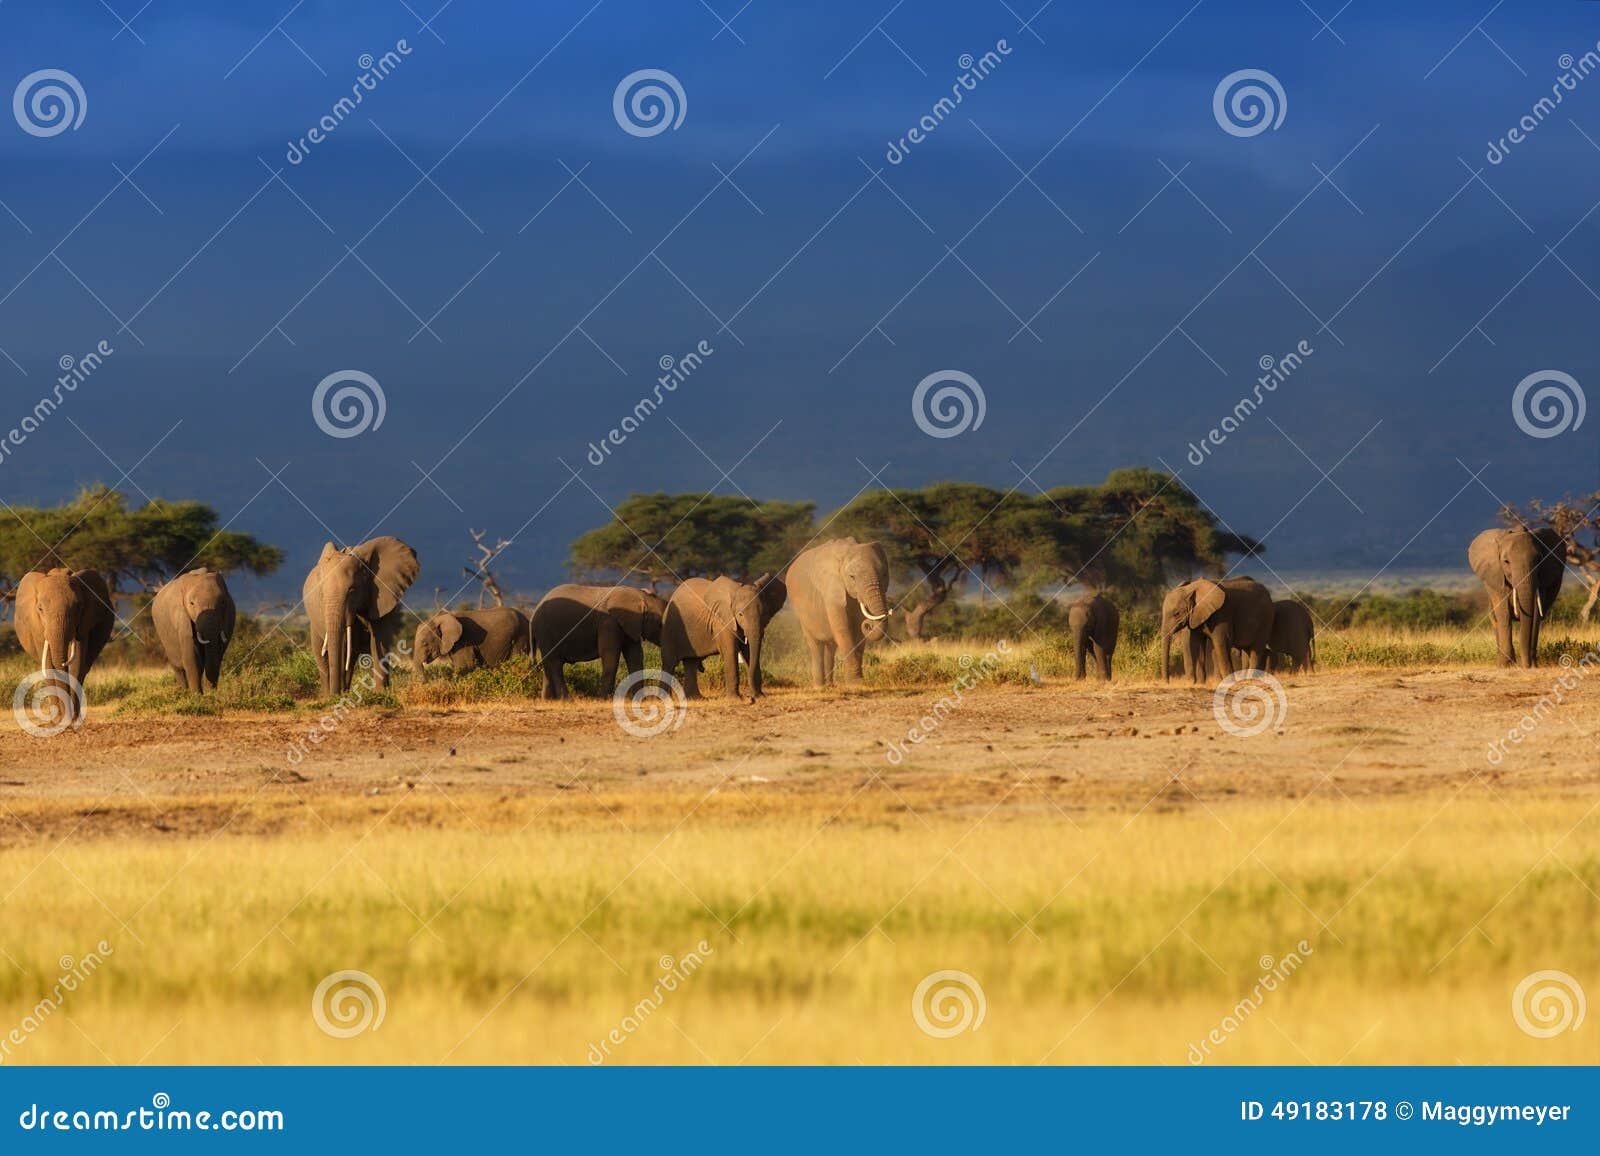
[621,639,645,677]
[599,647,621,697]
[1073,631,1088,679]
[680,660,702,700]
[804,637,827,687]
[1093,641,1112,680]
[821,640,837,685]
[550,659,572,700]
[1491,600,1515,666]
[180,645,203,694]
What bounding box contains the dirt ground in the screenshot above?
[1,668,1594,839]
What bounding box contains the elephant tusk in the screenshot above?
[859,601,889,622]
[1537,592,1545,618]
[321,638,328,657]
[345,625,353,672]
[67,641,77,665]
[1512,589,1521,619]
[40,640,49,674]
[221,630,229,643]
[195,632,212,645]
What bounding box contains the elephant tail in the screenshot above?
[1308,634,1317,674]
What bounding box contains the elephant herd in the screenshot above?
[3,525,1564,724]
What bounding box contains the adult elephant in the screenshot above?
[152,568,237,693]
[1067,592,1119,680]
[13,568,116,723]
[785,537,891,687]
[302,536,419,696]
[531,584,668,699]
[1160,577,1274,684]
[659,574,786,699]
[1469,527,1565,668]
[414,606,531,673]
[1267,600,1316,674]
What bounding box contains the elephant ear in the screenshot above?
[754,572,788,623]
[1467,530,1507,592]
[71,569,116,672]
[435,613,464,653]
[13,572,43,654]
[1187,579,1225,630]
[353,536,420,617]
[611,591,649,643]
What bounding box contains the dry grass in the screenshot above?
[0,625,1596,1066]
[1,791,1593,1064]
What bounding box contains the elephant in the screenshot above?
[301,536,420,696]
[658,574,786,699]
[413,606,531,673]
[1067,592,1119,680]
[152,567,237,693]
[12,568,116,723]
[1160,577,1274,684]
[1469,527,1565,668]
[1266,599,1316,674]
[784,537,891,687]
[531,584,668,699]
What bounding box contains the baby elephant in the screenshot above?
[532,584,668,699]
[1067,592,1119,680]
[413,607,531,672]
[660,574,786,699]
[152,567,236,694]
[1267,600,1316,674]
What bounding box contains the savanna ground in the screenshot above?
[0,621,1597,1065]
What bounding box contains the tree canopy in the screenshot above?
[0,486,283,598]
[571,471,1259,634]
[568,492,816,589]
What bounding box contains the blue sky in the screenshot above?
[1,0,1597,602]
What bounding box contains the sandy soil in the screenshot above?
[2,668,1594,841]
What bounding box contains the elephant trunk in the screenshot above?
[746,618,765,697]
[323,601,348,695]
[857,580,889,642]
[1072,623,1089,679]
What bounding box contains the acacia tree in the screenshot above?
[832,483,1062,638]
[0,486,282,608]
[569,493,815,590]
[1503,492,1600,620]
[1043,467,1260,602]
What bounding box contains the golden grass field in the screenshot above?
[0,626,1597,1065]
